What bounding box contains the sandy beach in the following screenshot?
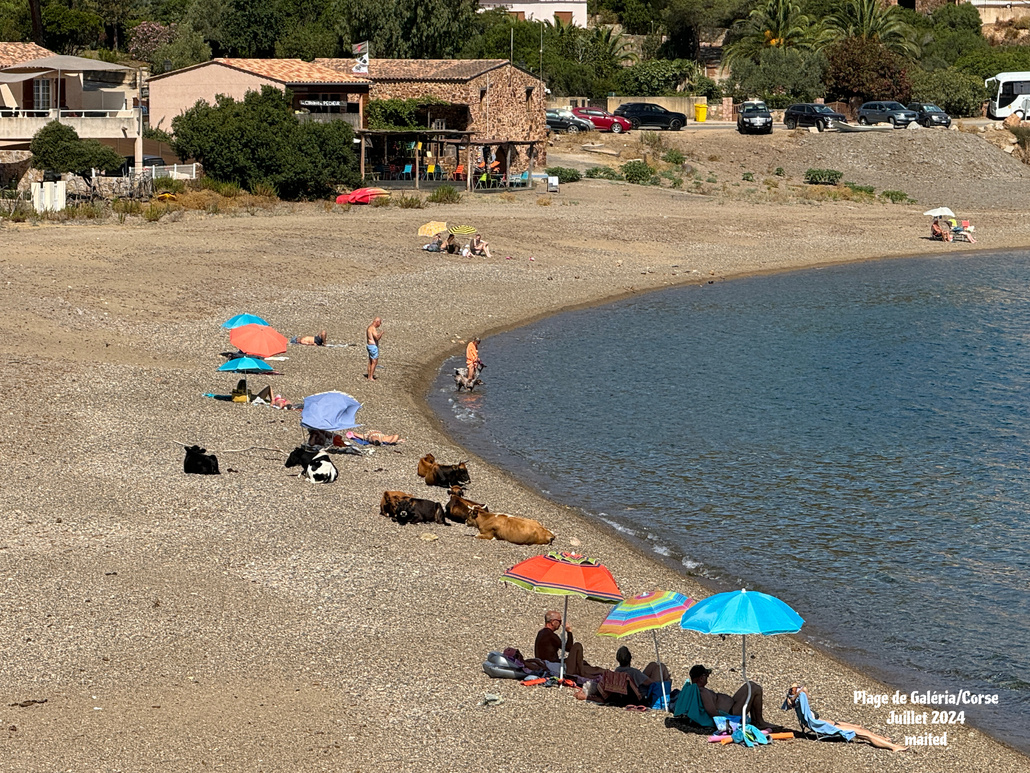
[2,167,1029,771]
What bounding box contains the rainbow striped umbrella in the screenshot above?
[598,590,694,709]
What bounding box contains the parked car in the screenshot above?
[545,108,594,134]
[736,101,773,134]
[782,103,847,131]
[612,102,687,130]
[117,155,167,176]
[906,101,952,128]
[571,107,632,134]
[857,101,919,128]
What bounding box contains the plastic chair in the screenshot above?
[400,164,413,180]
[422,163,436,180]
[476,172,489,189]
[453,164,466,181]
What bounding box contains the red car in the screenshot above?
[572,107,632,134]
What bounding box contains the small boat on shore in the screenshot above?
[338,187,390,205]
[835,122,893,133]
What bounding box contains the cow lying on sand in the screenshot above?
[184,445,220,475]
[444,486,488,523]
[285,447,338,484]
[380,490,446,525]
[417,453,471,488]
[466,508,555,545]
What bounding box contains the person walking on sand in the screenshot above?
[465,337,483,380]
[366,317,382,380]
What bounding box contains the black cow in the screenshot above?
[417,453,471,488]
[380,490,447,525]
[184,445,220,475]
[285,447,339,484]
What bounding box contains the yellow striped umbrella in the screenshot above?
[449,224,476,235]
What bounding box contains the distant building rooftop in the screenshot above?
[0,42,55,69]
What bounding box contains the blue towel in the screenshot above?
[672,681,715,728]
[645,681,674,711]
[786,691,855,741]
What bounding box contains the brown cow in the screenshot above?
[380,490,446,525]
[466,509,555,545]
[417,453,471,488]
[444,485,488,523]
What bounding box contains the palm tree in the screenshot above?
[590,26,637,67]
[824,0,918,58]
[723,0,825,66]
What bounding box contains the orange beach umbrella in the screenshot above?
[229,323,288,359]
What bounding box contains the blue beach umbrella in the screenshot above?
[301,391,362,431]
[680,589,804,731]
[222,313,270,329]
[218,356,272,373]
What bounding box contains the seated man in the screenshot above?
[691,664,776,730]
[291,329,327,346]
[614,645,669,691]
[469,232,493,259]
[534,610,604,679]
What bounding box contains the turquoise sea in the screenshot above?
[430,251,1030,754]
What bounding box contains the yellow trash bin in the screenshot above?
[694,103,707,122]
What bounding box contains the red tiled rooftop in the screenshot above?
[213,58,371,84]
[0,42,55,68]
[318,58,510,82]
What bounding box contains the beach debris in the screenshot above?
[10,699,47,708]
[419,533,439,542]
[482,693,505,706]
[570,537,582,547]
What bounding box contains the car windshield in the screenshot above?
[743,102,767,112]
[924,104,944,113]
[884,102,906,110]
[813,105,836,114]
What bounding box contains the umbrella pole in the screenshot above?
[652,629,668,711]
[742,634,751,729]
[559,595,569,684]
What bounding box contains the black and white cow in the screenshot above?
[284,447,338,484]
[184,445,220,475]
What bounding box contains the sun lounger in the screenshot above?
[784,690,855,742]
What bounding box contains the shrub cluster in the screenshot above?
[662,148,686,165]
[427,185,462,204]
[620,160,656,185]
[585,166,624,180]
[804,168,843,185]
[879,190,914,204]
[545,166,582,184]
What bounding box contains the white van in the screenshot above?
[986,72,1030,120]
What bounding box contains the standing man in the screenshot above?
[465,337,483,380]
[366,317,382,380]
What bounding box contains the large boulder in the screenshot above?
[1003,113,1023,129]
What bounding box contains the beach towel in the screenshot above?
[732,723,769,747]
[785,691,855,742]
[644,681,675,710]
[672,682,715,728]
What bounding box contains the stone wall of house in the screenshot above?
[370,64,547,171]
[0,150,35,191]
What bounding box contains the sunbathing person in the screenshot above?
[345,430,404,445]
[534,610,604,679]
[784,684,908,752]
[291,329,328,346]
[444,234,458,254]
[469,232,492,258]
[691,664,778,731]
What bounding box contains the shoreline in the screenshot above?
[3,190,1030,771]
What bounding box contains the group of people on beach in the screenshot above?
[532,609,908,752]
[423,231,493,258]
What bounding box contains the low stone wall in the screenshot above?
[0,150,33,190]
[606,95,707,119]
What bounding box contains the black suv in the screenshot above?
[613,102,687,130]
[906,102,952,128]
[545,109,593,134]
[783,103,847,131]
[737,101,773,134]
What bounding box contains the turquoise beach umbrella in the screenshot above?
[218,356,272,372]
[680,589,803,733]
[222,313,270,329]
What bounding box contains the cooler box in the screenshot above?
[694,103,707,122]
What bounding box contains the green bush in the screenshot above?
[742,171,755,182]
[670,176,683,189]
[585,166,624,180]
[427,184,462,204]
[774,167,785,176]
[662,148,686,165]
[395,194,425,209]
[198,178,242,197]
[371,194,392,208]
[909,67,988,118]
[30,121,122,177]
[879,190,914,204]
[620,160,656,185]
[545,166,582,184]
[804,168,843,185]
[249,181,278,198]
[143,204,165,222]
[845,181,875,195]
[155,178,187,194]
[640,131,667,152]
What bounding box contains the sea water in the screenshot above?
[429,251,1030,754]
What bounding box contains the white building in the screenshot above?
[478,0,588,27]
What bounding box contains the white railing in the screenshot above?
[149,163,199,180]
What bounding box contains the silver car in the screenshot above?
[857,101,919,128]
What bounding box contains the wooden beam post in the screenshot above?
[359,134,365,180]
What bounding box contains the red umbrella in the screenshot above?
[229,323,288,358]
[501,552,623,680]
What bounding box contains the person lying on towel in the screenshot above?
[291,329,328,346]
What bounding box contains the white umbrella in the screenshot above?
[923,207,955,218]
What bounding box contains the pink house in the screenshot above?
[147,58,371,132]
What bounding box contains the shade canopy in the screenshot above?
[501,551,622,603]
[418,221,447,237]
[229,323,288,358]
[923,207,955,218]
[449,224,476,235]
[217,356,271,372]
[0,55,134,73]
[222,313,270,329]
[301,390,361,431]
[679,589,803,636]
[598,590,694,637]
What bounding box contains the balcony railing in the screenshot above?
[0,108,141,141]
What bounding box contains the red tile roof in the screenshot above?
[0,42,55,68]
[176,58,370,84]
[319,58,510,82]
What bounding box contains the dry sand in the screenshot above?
[1,168,1029,772]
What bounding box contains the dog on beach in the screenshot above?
[284,447,338,484]
[380,490,447,525]
[417,453,471,488]
[465,508,555,545]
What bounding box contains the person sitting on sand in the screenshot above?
[535,610,604,679]
[291,329,328,346]
[615,645,670,691]
[931,218,952,243]
[691,664,779,731]
[783,684,908,752]
[444,234,458,254]
[345,430,404,445]
[423,233,444,252]
[469,232,492,259]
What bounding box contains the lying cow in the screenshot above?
[184,445,219,475]
[466,509,555,545]
[454,367,483,392]
[417,453,471,488]
[284,447,338,484]
[380,490,446,525]
[444,485,489,524]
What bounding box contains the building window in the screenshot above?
[525,86,534,102]
[554,11,573,24]
[509,11,525,20]
[33,78,51,110]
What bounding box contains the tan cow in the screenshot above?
[466,509,555,545]
[444,486,488,524]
